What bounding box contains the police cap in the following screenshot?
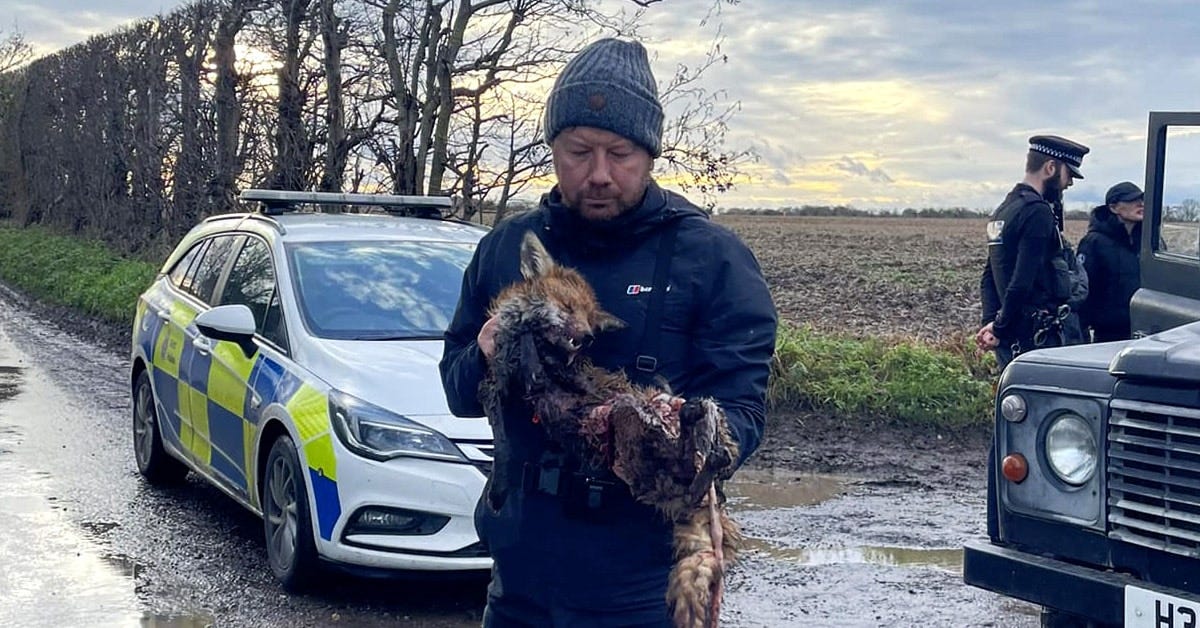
[1028,135,1090,179]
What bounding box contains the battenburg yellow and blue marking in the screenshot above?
[137,285,343,541]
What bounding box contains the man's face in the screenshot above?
[1112,198,1145,224]
[1042,161,1074,203]
[551,127,653,222]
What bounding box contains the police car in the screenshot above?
[129,189,492,589]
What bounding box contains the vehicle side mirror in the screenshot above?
[194,305,259,358]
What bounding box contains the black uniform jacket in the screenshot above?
[1078,205,1141,342]
[981,183,1064,341]
[439,181,777,615]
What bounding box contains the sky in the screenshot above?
[5,0,1200,211]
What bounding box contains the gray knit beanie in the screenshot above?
[543,38,664,157]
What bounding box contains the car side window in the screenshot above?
[168,242,204,289]
[176,239,211,295]
[221,237,289,351]
[262,290,289,350]
[189,236,242,305]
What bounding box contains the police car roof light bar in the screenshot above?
[239,189,454,218]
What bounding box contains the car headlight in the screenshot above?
[1044,412,1097,485]
[329,390,465,463]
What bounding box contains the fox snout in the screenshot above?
[565,332,594,352]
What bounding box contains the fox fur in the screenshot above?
[478,231,741,628]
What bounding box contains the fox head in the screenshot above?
[488,232,624,388]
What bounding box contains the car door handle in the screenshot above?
[192,337,213,355]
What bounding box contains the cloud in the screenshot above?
[833,156,893,184]
[2,0,186,54]
[636,0,1200,209]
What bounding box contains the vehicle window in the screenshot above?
[287,240,474,340]
[221,237,288,350]
[262,290,289,350]
[178,239,212,296]
[1157,127,1200,259]
[168,242,205,289]
[184,236,241,304]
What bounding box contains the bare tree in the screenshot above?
[657,33,754,209]
[0,0,754,254]
[0,25,31,74]
[172,4,217,224]
[208,0,253,212]
[270,0,316,190]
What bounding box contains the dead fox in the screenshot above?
[479,231,741,628]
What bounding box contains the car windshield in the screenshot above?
[287,240,473,340]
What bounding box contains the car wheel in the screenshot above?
[133,370,189,485]
[263,434,321,590]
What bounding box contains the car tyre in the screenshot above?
[133,370,189,485]
[263,434,322,591]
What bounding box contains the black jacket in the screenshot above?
[1078,205,1141,342]
[439,181,777,617]
[980,183,1065,341]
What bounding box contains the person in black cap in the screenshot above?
[1077,181,1144,342]
[440,38,777,627]
[976,134,1090,369]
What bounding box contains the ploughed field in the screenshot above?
[715,215,1089,340]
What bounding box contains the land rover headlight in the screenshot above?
[1044,412,1097,485]
[329,390,465,462]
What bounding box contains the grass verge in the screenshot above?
[0,224,158,325]
[0,224,996,428]
[770,324,995,428]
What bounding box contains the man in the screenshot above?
[976,135,1090,369]
[1078,181,1144,342]
[439,38,777,627]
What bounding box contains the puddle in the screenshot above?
[742,537,964,571]
[726,469,965,573]
[0,364,23,400]
[726,469,848,511]
[0,341,212,627]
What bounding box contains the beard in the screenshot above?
[1042,174,1064,204]
[565,182,647,223]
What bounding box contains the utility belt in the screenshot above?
[1011,303,1073,356]
[521,451,625,520]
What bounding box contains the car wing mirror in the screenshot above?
[194,304,259,358]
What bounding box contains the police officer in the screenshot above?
[976,135,1090,369]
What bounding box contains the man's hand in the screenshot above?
[478,316,500,359]
[975,322,998,353]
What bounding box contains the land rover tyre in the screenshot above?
[132,369,189,485]
[1040,607,1118,628]
[263,434,322,591]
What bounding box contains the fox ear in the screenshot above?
[520,231,556,280]
[596,311,625,332]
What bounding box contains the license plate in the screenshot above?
[1126,584,1200,628]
